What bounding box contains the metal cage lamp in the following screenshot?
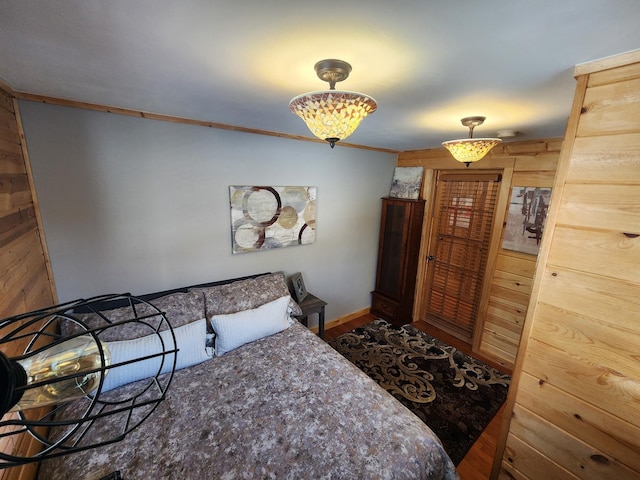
[442,116,502,167]
[289,59,377,148]
[0,295,177,468]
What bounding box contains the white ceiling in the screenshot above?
[1,1,640,152]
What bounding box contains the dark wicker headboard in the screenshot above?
[73,273,270,313]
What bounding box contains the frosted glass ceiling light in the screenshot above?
[442,116,502,167]
[289,59,377,148]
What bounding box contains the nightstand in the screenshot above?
[294,293,327,339]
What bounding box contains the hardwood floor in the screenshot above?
[324,315,509,480]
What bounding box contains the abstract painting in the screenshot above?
[229,186,316,254]
[502,186,552,255]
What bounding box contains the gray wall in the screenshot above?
[19,101,396,325]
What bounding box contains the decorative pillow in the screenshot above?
[194,272,302,319]
[101,318,211,392]
[209,295,290,356]
[63,291,206,341]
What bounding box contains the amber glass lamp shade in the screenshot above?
[290,59,377,148]
[442,116,502,167]
[289,90,377,147]
[441,138,502,166]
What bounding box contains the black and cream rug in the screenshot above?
[328,318,511,465]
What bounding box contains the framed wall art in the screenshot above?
[389,166,424,200]
[502,186,552,255]
[229,186,316,254]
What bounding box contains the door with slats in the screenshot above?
[423,171,501,343]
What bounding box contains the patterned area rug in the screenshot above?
[328,319,511,465]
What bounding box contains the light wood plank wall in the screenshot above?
[492,49,640,479]
[397,139,561,370]
[0,86,56,480]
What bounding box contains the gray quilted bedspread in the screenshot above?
[37,322,458,480]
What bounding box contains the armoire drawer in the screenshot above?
[371,293,399,322]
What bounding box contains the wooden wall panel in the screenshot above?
[548,227,640,283]
[536,267,640,331]
[578,53,640,84]
[568,133,640,184]
[397,138,560,369]
[486,295,527,324]
[0,87,56,480]
[494,253,536,278]
[479,252,534,369]
[493,49,640,480]
[529,305,639,403]
[501,433,579,480]
[557,184,640,231]
[515,371,640,472]
[578,77,640,137]
[507,405,639,480]
[490,268,533,294]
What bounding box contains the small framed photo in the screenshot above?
[291,272,308,303]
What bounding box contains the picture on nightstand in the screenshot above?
[291,272,308,303]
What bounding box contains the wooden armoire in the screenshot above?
[492,50,640,478]
[371,197,425,327]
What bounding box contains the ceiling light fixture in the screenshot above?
[442,116,502,167]
[289,59,377,148]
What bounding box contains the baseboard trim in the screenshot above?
[308,307,370,334]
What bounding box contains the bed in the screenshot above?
[35,273,458,480]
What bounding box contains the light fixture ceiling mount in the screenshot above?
[314,59,352,89]
[459,116,486,135]
[289,59,377,148]
[442,116,502,167]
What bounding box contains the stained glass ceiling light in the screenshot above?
[442,116,502,167]
[289,59,377,148]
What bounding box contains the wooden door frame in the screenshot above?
[413,167,513,353]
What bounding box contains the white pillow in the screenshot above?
[102,318,211,392]
[210,295,291,356]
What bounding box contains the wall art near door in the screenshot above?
[502,186,552,255]
[389,167,424,200]
[229,186,316,254]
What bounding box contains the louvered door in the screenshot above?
[424,172,501,342]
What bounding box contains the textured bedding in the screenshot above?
[37,321,458,479]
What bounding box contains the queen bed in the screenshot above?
[35,273,458,480]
